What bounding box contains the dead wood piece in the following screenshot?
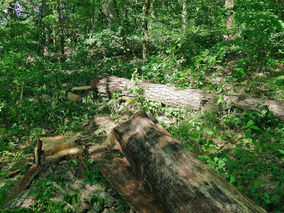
[41,135,78,156]
[96,155,166,213]
[227,97,284,121]
[6,164,41,204]
[71,86,92,91]
[110,111,266,213]
[45,146,84,162]
[92,75,284,121]
[67,92,81,101]
[5,169,21,178]
[92,75,216,111]
[34,140,42,165]
[5,190,36,209]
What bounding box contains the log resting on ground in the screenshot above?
[96,155,166,213]
[92,75,284,121]
[108,112,266,213]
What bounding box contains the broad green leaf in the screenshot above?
[247,120,254,127]
[230,176,236,184]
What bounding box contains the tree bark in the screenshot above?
[96,155,166,213]
[142,0,151,59]
[109,111,266,213]
[91,75,284,121]
[182,0,187,30]
[37,0,47,56]
[150,0,155,18]
[57,0,65,55]
[224,0,234,39]
[112,0,121,25]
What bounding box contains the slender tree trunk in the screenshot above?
[142,0,151,59]
[124,7,128,20]
[107,0,114,26]
[150,0,155,18]
[224,0,234,39]
[7,2,16,21]
[182,0,187,30]
[52,26,56,48]
[57,1,65,55]
[90,0,95,31]
[38,0,47,56]
[134,0,138,25]
[112,0,121,25]
[99,2,104,26]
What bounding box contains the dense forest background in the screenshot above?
[0,0,283,212]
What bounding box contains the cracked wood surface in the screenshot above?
[110,112,267,213]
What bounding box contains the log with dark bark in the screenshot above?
[108,111,266,213]
[91,75,284,121]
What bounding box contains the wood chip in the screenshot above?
[67,92,81,101]
[41,135,78,156]
[71,86,92,91]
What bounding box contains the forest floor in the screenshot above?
[0,55,283,213]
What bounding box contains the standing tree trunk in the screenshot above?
[182,0,187,30]
[7,2,16,21]
[134,0,138,25]
[107,0,114,26]
[57,0,65,55]
[112,0,121,25]
[224,0,234,39]
[150,0,155,18]
[142,0,151,59]
[38,0,47,56]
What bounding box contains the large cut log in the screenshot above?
[91,75,284,121]
[109,112,266,213]
[96,155,166,213]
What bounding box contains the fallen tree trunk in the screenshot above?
[108,112,266,213]
[91,75,284,121]
[96,155,166,213]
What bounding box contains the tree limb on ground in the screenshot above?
[91,75,284,121]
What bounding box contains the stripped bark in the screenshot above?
[109,111,266,213]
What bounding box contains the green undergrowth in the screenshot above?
[127,73,283,212]
[167,107,283,212]
[0,48,283,213]
[1,57,283,212]
[0,57,125,212]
